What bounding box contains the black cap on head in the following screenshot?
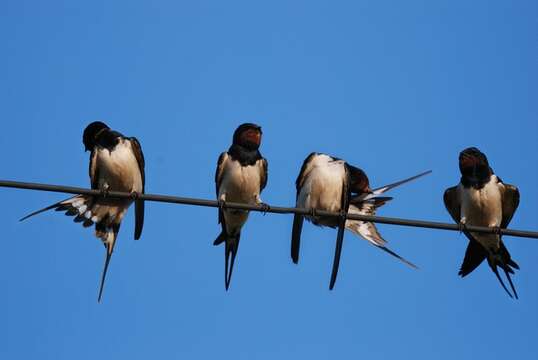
[83,121,109,151]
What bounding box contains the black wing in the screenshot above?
[443,186,461,224]
[295,152,318,191]
[347,164,370,194]
[458,239,487,277]
[291,214,303,264]
[500,183,520,229]
[215,152,227,224]
[130,137,145,240]
[291,152,317,264]
[260,157,268,192]
[329,163,351,290]
[215,152,227,197]
[89,149,99,189]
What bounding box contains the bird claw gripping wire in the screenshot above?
[130,191,140,201]
[100,187,110,199]
[493,226,503,236]
[458,220,467,234]
[259,202,270,215]
[339,210,347,224]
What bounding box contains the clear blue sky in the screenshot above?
[1,1,537,359]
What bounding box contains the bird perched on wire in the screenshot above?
[291,152,431,289]
[21,121,145,302]
[214,123,268,290]
[444,147,520,298]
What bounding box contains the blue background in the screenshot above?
[1,1,537,359]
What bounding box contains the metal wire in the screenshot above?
[1,179,537,239]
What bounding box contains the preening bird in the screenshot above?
[292,152,431,289]
[21,121,145,302]
[444,147,520,298]
[214,123,268,290]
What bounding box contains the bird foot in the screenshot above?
[100,187,110,199]
[259,202,270,215]
[339,209,348,224]
[218,199,227,211]
[458,220,467,234]
[310,208,318,218]
[492,226,503,235]
[130,191,140,200]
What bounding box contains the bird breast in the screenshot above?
[460,175,503,252]
[460,175,502,227]
[219,159,262,204]
[297,155,346,214]
[95,139,143,193]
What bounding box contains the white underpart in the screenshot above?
[296,154,346,221]
[460,175,503,253]
[218,153,264,235]
[95,139,143,194]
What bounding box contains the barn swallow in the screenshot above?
[21,121,145,302]
[291,152,431,289]
[444,147,520,298]
[214,123,268,290]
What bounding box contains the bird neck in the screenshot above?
[228,144,261,166]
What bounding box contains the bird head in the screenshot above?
[83,121,110,151]
[459,147,491,184]
[232,123,262,150]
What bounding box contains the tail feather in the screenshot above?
[503,267,518,299]
[97,223,120,303]
[491,265,513,299]
[375,245,418,269]
[371,170,432,195]
[20,195,98,225]
[21,195,127,302]
[224,232,241,290]
[20,196,76,221]
[98,250,113,303]
[353,170,432,202]
[492,243,519,299]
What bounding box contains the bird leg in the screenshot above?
[100,184,110,199]
[255,194,270,215]
[130,191,140,201]
[458,217,467,234]
[259,203,270,215]
[339,209,348,222]
[492,226,503,236]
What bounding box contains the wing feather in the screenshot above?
[130,137,145,240]
[215,152,228,224]
[443,186,461,224]
[259,158,268,192]
[500,183,520,229]
[295,152,318,194]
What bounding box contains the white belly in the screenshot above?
[96,139,143,193]
[461,176,502,251]
[219,159,261,204]
[297,155,346,213]
[218,157,263,234]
